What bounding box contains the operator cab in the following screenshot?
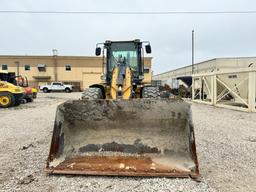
[95,39,151,85]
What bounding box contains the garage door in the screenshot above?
[82,73,101,89]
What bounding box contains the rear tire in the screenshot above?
[0,92,15,108]
[13,99,21,106]
[81,88,103,100]
[21,99,27,104]
[43,88,48,93]
[142,87,160,99]
[26,97,33,102]
[32,93,37,99]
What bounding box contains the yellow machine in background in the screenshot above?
[0,70,25,108]
[16,75,38,102]
[0,80,24,108]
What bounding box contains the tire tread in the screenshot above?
[81,88,103,100]
[142,87,160,98]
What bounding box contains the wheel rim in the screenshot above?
[0,96,10,106]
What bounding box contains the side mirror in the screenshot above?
[145,44,151,54]
[95,47,101,56]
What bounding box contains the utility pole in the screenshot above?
[192,30,195,74]
[52,49,58,81]
[15,61,20,76]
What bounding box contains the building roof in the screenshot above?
[154,56,256,77]
[0,54,153,60]
[0,55,103,60]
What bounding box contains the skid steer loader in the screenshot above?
[46,40,199,178]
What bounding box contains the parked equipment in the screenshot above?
[46,40,199,178]
[5,72,37,103]
[0,70,24,108]
[16,75,37,102]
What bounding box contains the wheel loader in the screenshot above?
[46,40,199,178]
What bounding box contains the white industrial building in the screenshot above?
[153,57,256,87]
[153,57,256,112]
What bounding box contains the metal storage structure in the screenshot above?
[192,68,256,112]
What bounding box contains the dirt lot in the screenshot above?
[0,93,255,192]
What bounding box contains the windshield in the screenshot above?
[109,42,138,72]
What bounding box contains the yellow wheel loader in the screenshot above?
[0,71,24,108]
[46,40,199,178]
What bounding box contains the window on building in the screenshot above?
[2,64,8,70]
[37,64,46,72]
[143,67,150,73]
[25,65,30,71]
[66,64,72,71]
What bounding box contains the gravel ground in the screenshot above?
[0,92,255,192]
[192,102,256,192]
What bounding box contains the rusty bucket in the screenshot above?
[46,99,199,178]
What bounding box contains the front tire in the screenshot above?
[142,87,160,99]
[0,92,15,108]
[81,88,103,100]
[65,88,71,93]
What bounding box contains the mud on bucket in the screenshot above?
[46,99,199,178]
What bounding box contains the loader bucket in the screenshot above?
[46,99,199,178]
